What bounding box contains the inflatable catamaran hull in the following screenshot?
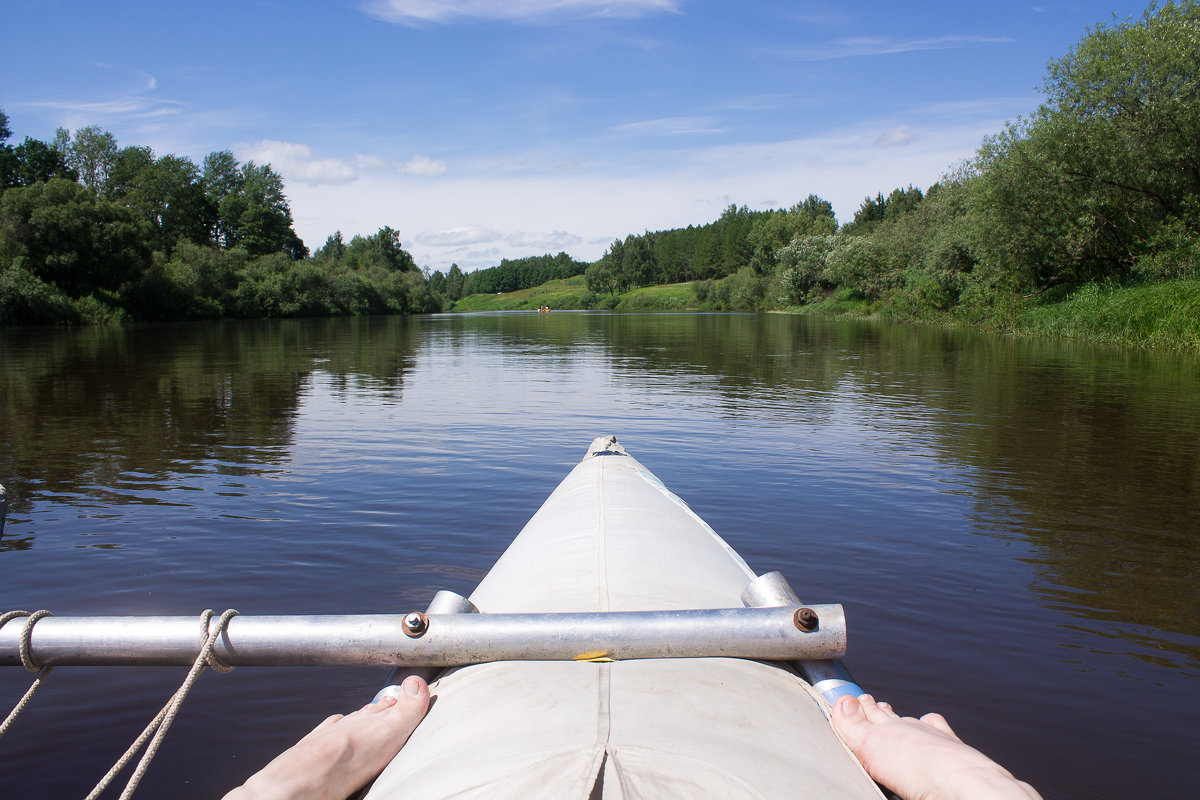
[363,437,883,799]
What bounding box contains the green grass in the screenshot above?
[449,276,590,311]
[614,283,697,310]
[449,277,702,312]
[1009,279,1200,351]
[451,274,1200,352]
[787,288,879,317]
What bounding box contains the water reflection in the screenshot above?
[0,317,420,525]
[1,312,1197,798]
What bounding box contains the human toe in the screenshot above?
[919,712,962,742]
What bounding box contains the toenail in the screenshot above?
[401,677,422,696]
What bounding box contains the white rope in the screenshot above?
[85,608,240,800]
[0,610,55,739]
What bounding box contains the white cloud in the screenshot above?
[918,97,1039,118]
[608,116,724,137]
[238,140,357,186]
[23,96,185,137]
[233,142,447,186]
[504,230,583,249]
[768,35,1013,61]
[362,0,679,25]
[283,100,1025,271]
[874,125,916,147]
[21,64,176,132]
[398,154,447,176]
[417,226,502,247]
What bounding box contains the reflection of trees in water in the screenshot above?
[4,311,1196,663]
[937,346,1200,670]
[438,312,1200,666]
[0,316,421,524]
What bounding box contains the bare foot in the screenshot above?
[831,694,1041,800]
[224,676,430,800]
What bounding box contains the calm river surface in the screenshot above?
[2,312,1197,798]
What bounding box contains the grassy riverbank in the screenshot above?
[997,280,1200,351]
[451,276,1200,353]
[797,279,1200,352]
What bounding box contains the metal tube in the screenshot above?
[741,572,864,703]
[376,590,480,701]
[0,605,845,668]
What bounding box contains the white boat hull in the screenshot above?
[365,437,882,799]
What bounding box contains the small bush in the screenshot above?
[0,266,78,325]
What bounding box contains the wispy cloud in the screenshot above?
[286,110,1009,270]
[705,94,796,113]
[766,34,1013,61]
[608,115,723,136]
[236,141,448,186]
[417,226,502,247]
[917,97,1040,118]
[361,0,680,25]
[504,230,583,249]
[874,125,916,147]
[398,154,448,176]
[24,97,183,121]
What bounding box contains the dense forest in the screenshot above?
[430,252,590,300]
[0,117,440,324]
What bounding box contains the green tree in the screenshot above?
[107,147,213,254]
[585,260,620,296]
[314,231,347,262]
[969,1,1200,291]
[60,125,119,195]
[445,263,465,300]
[746,195,838,273]
[0,177,152,298]
[344,226,414,272]
[0,109,15,189]
[202,150,241,247]
[12,137,77,186]
[202,157,306,258]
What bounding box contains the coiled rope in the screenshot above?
[85,608,240,800]
[0,609,55,739]
[2,607,239,800]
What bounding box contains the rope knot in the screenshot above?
[0,609,55,741]
[200,608,240,674]
[0,609,54,674]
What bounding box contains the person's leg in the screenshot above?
[831,694,1041,800]
[224,676,430,800]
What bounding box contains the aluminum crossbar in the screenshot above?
[0,605,845,667]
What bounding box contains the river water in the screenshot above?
[1,312,1196,798]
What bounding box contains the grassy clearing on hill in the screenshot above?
[448,276,591,311]
[449,277,702,312]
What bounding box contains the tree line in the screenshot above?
[772,1,1198,321]
[578,2,1197,319]
[5,2,1194,328]
[430,251,590,301]
[0,116,439,324]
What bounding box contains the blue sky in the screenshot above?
[3,0,1149,270]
